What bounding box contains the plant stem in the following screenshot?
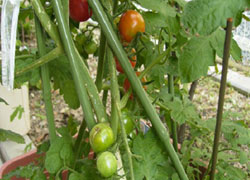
[116,102,135,180]
[209,18,233,180]
[52,0,107,125]
[87,0,188,179]
[168,74,178,151]
[107,48,119,140]
[95,31,107,92]
[62,0,69,25]
[15,47,63,77]
[34,15,57,143]
[73,120,87,168]
[178,80,198,144]
[31,0,61,46]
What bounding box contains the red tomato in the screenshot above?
[123,72,146,99]
[69,0,92,22]
[119,10,145,43]
[115,48,137,73]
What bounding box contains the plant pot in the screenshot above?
[0,149,94,180]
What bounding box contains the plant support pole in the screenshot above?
[87,0,188,179]
[210,18,233,180]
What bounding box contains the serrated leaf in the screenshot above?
[60,143,74,166]
[137,0,176,17]
[0,128,25,144]
[132,130,175,180]
[0,97,8,105]
[45,153,63,174]
[209,28,242,61]
[49,55,80,109]
[69,172,84,180]
[178,36,215,83]
[181,0,248,35]
[77,159,102,180]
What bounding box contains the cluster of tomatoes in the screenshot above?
[69,0,145,178]
[117,10,146,98]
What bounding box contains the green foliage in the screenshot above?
[76,159,103,180]
[181,0,248,35]
[131,130,177,180]
[0,97,8,105]
[10,105,24,122]
[0,128,25,144]
[179,36,215,83]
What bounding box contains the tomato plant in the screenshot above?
[115,49,136,73]
[89,123,114,153]
[96,151,117,178]
[118,108,135,134]
[69,0,92,22]
[84,40,97,54]
[119,10,145,43]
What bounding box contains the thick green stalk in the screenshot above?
[87,0,188,179]
[168,75,178,151]
[31,0,61,46]
[210,18,233,180]
[116,102,134,180]
[35,15,57,143]
[107,48,119,140]
[95,31,107,92]
[62,0,69,25]
[15,47,63,77]
[51,0,107,124]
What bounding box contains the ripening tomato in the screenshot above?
[89,123,114,153]
[115,48,136,73]
[97,152,117,178]
[119,10,145,42]
[124,72,146,99]
[69,0,92,22]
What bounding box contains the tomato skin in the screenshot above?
[89,123,114,153]
[69,0,92,22]
[84,41,97,54]
[97,152,117,178]
[119,10,145,42]
[123,72,146,99]
[118,108,135,134]
[115,48,137,73]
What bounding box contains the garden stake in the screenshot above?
[210,18,233,180]
[34,15,57,143]
[87,0,188,179]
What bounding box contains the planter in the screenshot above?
[0,149,94,180]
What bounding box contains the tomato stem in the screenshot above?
[95,31,107,92]
[107,48,120,140]
[87,0,188,179]
[34,15,57,144]
[52,0,107,128]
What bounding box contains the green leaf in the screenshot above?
[0,97,8,105]
[165,57,179,76]
[45,153,63,174]
[137,0,176,17]
[131,130,176,180]
[77,159,102,180]
[181,0,248,35]
[143,12,168,34]
[69,172,84,180]
[49,55,80,109]
[10,105,24,122]
[178,36,215,83]
[209,28,242,61]
[0,128,25,144]
[239,151,248,164]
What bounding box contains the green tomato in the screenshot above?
[89,123,114,153]
[75,33,87,45]
[84,40,97,54]
[97,152,117,178]
[118,108,135,134]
